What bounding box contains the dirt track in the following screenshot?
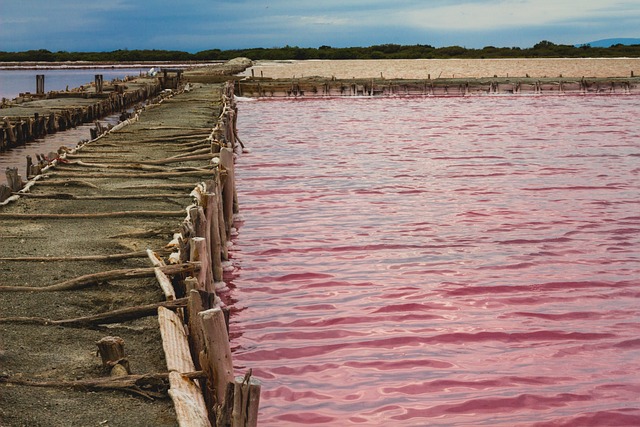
[0,80,225,426]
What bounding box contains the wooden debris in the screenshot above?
[0,263,198,292]
[0,371,206,400]
[0,249,165,262]
[0,210,186,219]
[0,297,188,326]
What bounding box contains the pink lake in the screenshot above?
[225,94,640,426]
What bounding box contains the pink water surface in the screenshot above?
[226,94,640,426]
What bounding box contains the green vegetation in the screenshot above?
[1,41,639,62]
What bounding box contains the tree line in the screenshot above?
[1,41,639,62]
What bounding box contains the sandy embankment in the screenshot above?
[240,58,640,79]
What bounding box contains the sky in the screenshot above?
[1,0,639,52]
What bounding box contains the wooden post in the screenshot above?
[5,167,23,192]
[36,74,45,95]
[95,74,104,93]
[199,307,234,406]
[219,148,235,238]
[231,373,261,427]
[0,185,11,202]
[205,187,224,283]
[96,336,130,376]
[191,237,214,293]
[214,169,229,261]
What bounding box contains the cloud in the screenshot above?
[0,0,638,51]
[393,0,639,31]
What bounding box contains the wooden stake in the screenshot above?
[199,307,234,406]
[232,372,261,427]
[96,336,131,376]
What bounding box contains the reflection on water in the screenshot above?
[230,95,640,425]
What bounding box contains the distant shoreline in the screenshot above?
[0,61,224,70]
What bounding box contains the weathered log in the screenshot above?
[32,179,99,188]
[0,250,166,262]
[168,371,212,427]
[0,263,198,292]
[0,210,186,220]
[119,183,199,190]
[0,297,188,326]
[0,371,206,400]
[109,228,175,239]
[155,267,177,301]
[43,170,212,179]
[158,306,195,374]
[199,307,234,406]
[14,192,190,200]
[60,161,211,173]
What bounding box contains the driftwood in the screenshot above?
[0,297,189,326]
[44,170,212,179]
[14,192,191,200]
[59,161,212,173]
[0,371,205,400]
[119,183,200,190]
[0,249,167,262]
[0,210,186,220]
[31,179,99,188]
[109,228,175,239]
[0,263,199,292]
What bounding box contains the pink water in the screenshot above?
[228,95,640,426]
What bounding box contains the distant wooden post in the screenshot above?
[95,74,104,93]
[36,74,45,95]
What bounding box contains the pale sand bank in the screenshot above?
[241,58,640,79]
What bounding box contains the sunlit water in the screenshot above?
[228,94,640,426]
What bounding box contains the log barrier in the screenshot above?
[1,75,162,152]
[237,76,640,98]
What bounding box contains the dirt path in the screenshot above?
[0,82,225,427]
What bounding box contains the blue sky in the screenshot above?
[1,0,639,52]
